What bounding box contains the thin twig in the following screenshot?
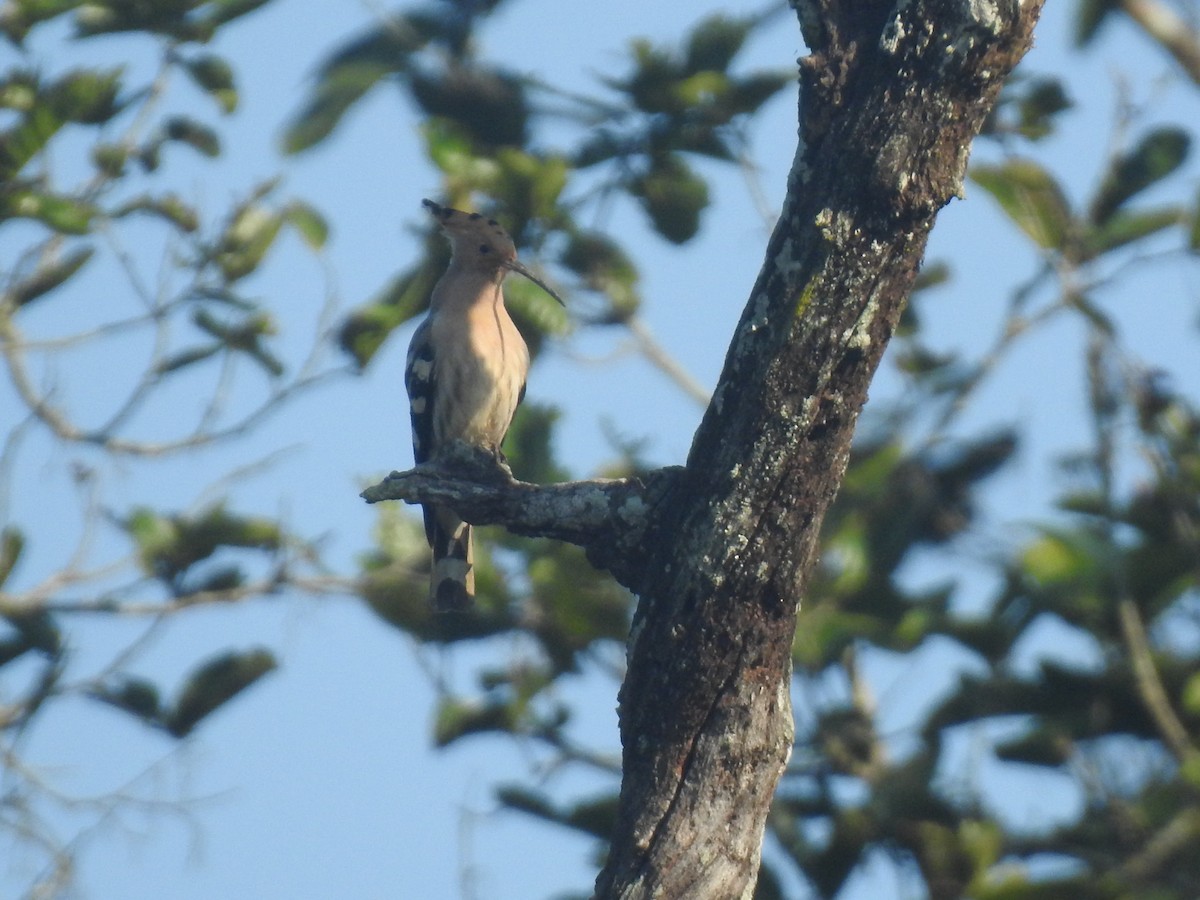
[1117,598,1199,764]
[31,573,356,616]
[1121,0,1200,85]
[624,315,711,407]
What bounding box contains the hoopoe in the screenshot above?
[406,199,563,612]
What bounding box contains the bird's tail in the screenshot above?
[429,509,474,612]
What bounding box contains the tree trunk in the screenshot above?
[593,2,1043,897]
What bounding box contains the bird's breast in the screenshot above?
[431,300,530,448]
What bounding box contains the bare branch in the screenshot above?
[624,316,711,407]
[1117,598,1200,765]
[361,446,681,588]
[31,573,356,617]
[1122,0,1200,84]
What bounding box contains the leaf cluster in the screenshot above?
[286,7,789,367]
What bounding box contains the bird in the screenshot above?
[405,198,563,612]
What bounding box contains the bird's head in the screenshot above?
[422,198,563,305]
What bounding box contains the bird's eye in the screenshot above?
[479,244,491,254]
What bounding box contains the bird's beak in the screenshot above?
[505,259,565,306]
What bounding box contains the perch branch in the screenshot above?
[361,445,681,587]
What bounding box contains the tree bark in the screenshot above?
[365,1,1043,896]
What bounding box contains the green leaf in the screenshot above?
[193,309,283,374]
[914,260,952,293]
[1021,79,1070,136]
[315,17,431,75]
[188,285,256,309]
[188,565,245,593]
[561,230,640,322]
[283,200,329,250]
[1078,206,1184,260]
[91,676,163,724]
[497,786,618,840]
[111,193,200,232]
[1090,127,1190,224]
[154,344,222,374]
[282,19,430,154]
[123,504,281,581]
[669,124,735,160]
[574,131,627,169]
[503,403,569,485]
[633,156,710,244]
[167,648,277,737]
[216,203,283,281]
[0,527,24,589]
[724,72,791,116]
[673,70,728,108]
[793,606,882,667]
[46,68,123,124]
[1,609,60,658]
[894,344,959,379]
[1,0,84,44]
[1190,187,1200,252]
[163,115,220,157]
[683,15,752,74]
[525,547,632,671]
[0,101,64,176]
[618,39,681,114]
[971,160,1072,250]
[493,148,569,222]
[960,820,1005,874]
[1074,0,1120,46]
[181,53,237,114]
[1057,490,1107,517]
[892,607,933,647]
[1181,754,1200,789]
[2,189,96,234]
[124,507,182,577]
[193,507,282,551]
[337,264,441,368]
[423,118,476,176]
[1021,531,1091,585]
[72,0,259,41]
[203,0,273,27]
[0,636,29,668]
[994,725,1071,766]
[997,76,1072,141]
[91,141,127,176]
[73,0,195,38]
[1183,671,1200,716]
[10,245,94,307]
[433,696,517,746]
[505,272,570,340]
[411,66,528,147]
[0,69,38,110]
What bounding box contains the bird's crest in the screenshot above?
[422,198,564,305]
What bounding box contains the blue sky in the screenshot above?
[2,1,1199,898]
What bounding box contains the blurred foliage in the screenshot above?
[1,3,331,893]
[5,0,1200,899]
